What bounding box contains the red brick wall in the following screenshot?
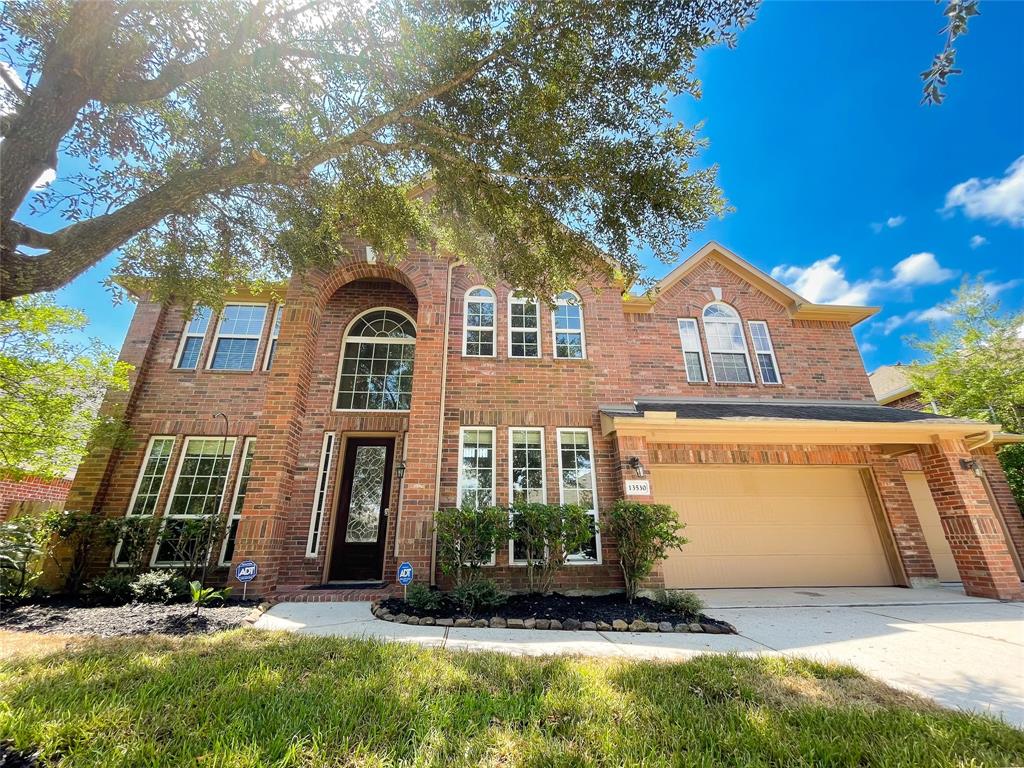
[0,475,72,520]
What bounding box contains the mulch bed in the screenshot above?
[0,600,255,638]
[376,592,736,634]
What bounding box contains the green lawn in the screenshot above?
[0,629,1021,767]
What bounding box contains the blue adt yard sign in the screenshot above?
[235,560,258,600]
[397,562,414,585]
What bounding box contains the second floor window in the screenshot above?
[464,287,495,356]
[509,295,541,358]
[263,305,284,370]
[174,307,211,369]
[553,291,585,359]
[702,303,754,384]
[336,308,416,411]
[748,321,781,384]
[677,318,708,383]
[209,304,268,371]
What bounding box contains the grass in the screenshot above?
[0,629,1021,767]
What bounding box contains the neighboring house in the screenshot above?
[66,242,1024,601]
[870,363,937,412]
[0,473,72,520]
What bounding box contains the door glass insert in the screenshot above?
[344,445,387,543]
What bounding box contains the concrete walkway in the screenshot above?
[254,586,1024,726]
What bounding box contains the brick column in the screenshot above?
[919,438,1023,600]
[974,447,1024,568]
[866,453,938,585]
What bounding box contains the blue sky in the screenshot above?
[28,0,1024,371]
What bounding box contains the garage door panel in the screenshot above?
[653,466,894,588]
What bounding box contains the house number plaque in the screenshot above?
[624,479,651,496]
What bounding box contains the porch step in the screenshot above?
[270,583,402,603]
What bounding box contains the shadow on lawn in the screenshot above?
[1,630,1022,767]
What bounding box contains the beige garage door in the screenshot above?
[653,466,894,588]
[904,470,960,582]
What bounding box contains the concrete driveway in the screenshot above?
[254,586,1024,726]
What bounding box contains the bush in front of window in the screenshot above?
[604,501,688,603]
[39,508,122,596]
[154,513,227,581]
[510,502,593,594]
[434,506,510,588]
[83,571,134,606]
[450,579,506,615]
[130,569,188,604]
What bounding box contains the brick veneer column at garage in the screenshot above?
[612,433,667,590]
[919,438,1023,600]
[974,447,1024,565]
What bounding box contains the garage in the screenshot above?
[652,465,895,589]
[904,470,961,582]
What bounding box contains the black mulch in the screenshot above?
[379,592,734,632]
[0,600,254,638]
[0,741,38,768]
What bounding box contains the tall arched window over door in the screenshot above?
[335,308,416,411]
[701,302,754,383]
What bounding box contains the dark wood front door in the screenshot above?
[328,437,395,582]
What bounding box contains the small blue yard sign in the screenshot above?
[397,562,414,586]
[235,560,258,583]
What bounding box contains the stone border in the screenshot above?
[241,601,272,626]
[370,601,735,634]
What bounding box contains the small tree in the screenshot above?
[111,516,164,577]
[39,509,121,595]
[434,506,510,588]
[154,514,227,582]
[510,503,593,594]
[604,501,687,603]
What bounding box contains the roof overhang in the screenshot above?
[874,385,917,406]
[624,242,878,326]
[600,409,1000,449]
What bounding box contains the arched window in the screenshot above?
[463,287,495,356]
[701,303,753,383]
[335,308,416,411]
[552,291,585,359]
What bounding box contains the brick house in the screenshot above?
[67,242,1024,601]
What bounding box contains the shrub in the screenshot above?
[189,580,231,610]
[84,571,134,606]
[509,502,593,593]
[450,579,506,615]
[654,589,704,617]
[604,501,687,603]
[0,514,47,598]
[40,508,121,594]
[130,570,187,604]
[154,514,226,581]
[405,583,444,612]
[434,506,510,587]
[110,516,164,576]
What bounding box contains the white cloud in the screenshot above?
[771,251,957,306]
[981,278,1023,298]
[942,155,1024,227]
[877,306,953,336]
[969,234,989,249]
[31,168,55,189]
[890,252,957,287]
[859,341,877,354]
[869,215,906,234]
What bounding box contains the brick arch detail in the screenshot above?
[314,260,423,311]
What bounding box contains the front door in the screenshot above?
[328,437,395,582]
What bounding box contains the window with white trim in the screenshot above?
[335,309,416,411]
[677,318,707,383]
[509,427,546,564]
[702,303,754,383]
[509,294,541,358]
[748,321,781,384]
[306,432,336,557]
[113,436,175,566]
[220,437,255,565]
[553,291,585,359]
[458,428,495,509]
[463,287,495,356]
[263,305,284,370]
[209,304,268,371]
[175,308,211,369]
[557,428,599,562]
[153,437,236,565]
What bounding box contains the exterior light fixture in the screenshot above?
[627,456,645,478]
[396,460,407,480]
[959,458,984,478]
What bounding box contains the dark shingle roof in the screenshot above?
[601,399,984,426]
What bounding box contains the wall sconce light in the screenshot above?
[396,460,407,480]
[959,458,984,478]
[627,456,645,478]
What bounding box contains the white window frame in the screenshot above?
[112,435,175,566]
[456,426,497,566]
[676,318,708,383]
[219,436,255,566]
[305,432,337,557]
[333,307,417,413]
[151,436,237,567]
[462,286,496,357]
[748,320,782,385]
[174,307,212,369]
[556,427,601,565]
[262,304,284,371]
[508,427,546,565]
[205,302,269,372]
[508,294,542,358]
[701,302,755,384]
[552,291,587,360]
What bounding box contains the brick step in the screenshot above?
[270,584,403,603]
